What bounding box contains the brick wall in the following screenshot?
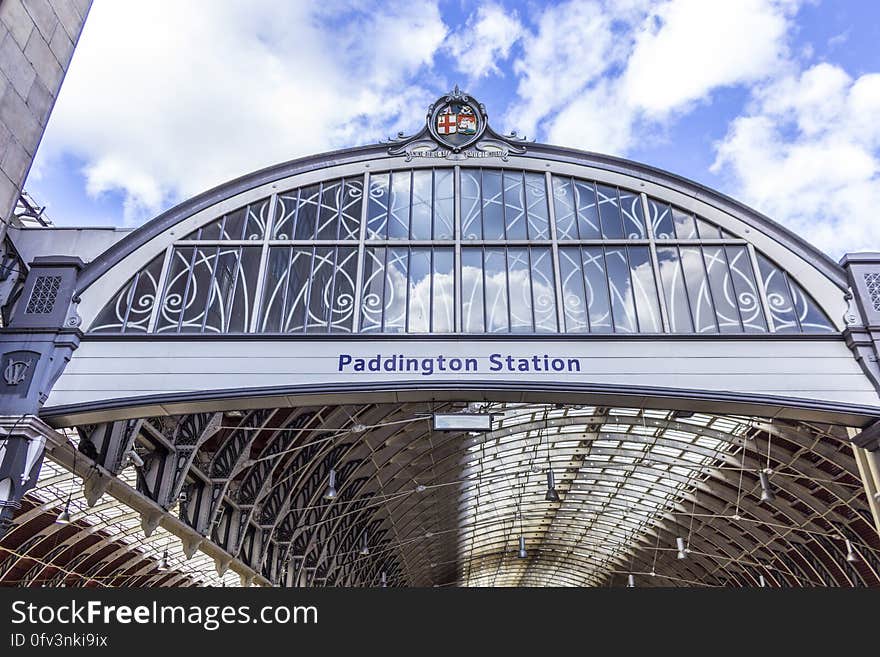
[0,0,91,241]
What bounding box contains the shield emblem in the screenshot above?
[436,108,458,135]
[457,108,477,135]
[428,89,484,150]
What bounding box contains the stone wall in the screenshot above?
[0,0,91,241]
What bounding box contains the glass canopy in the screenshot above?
[91,168,835,335]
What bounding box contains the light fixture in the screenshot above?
[124,449,144,469]
[518,536,527,559]
[380,571,387,587]
[350,423,368,434]
[359,533,370,556]
[759,574,767,587]
[324,469,338,500]
[55,496,71,524]
[845,539,858,563]
[432,413,492,432]
[159,549,169,571]
[758,469,775,503]
[676,536,687,560]
[545,470,560,502]
[627,574,635,588]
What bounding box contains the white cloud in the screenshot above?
[446,3,523,81]
[507,0,801,154]
[33,0,447,225]
[712,63,880,256]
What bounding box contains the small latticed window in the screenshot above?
[865,272,880,312]
[25,275,62,314]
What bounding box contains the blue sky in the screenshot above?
[25,0,880,257]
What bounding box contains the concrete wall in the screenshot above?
[0,0,91,241]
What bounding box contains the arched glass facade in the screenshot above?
[91,168,835,335]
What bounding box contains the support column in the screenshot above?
[840,253,880,390]
[0,416,54,536]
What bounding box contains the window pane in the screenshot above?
[329,247,358,333]
[482,170,505,240]
[524,173,550,239]
[432,249,454,332]
[461,169,482,240]
[224,247,261,332]
[281,247,313,333]
[156,247,195,332]
[434,169,454,240]
[605,247,637,332]
[410,170,432,240]
[313,182,339,240]
[503,171,527,240]
[388,172,411,240]
[628,246,662,332]
[294,185,320,240]
[339,178,363,240]
[619,190,647,239]
[273,191,298,240]
[461,249,484,333]
[360,247,386,332]
[672,207,697,239]
[702,246,743,333]
[582,247,612,333]
[306,247,336,331]
[648,199,675,239]
[260,247,291,332]
[367,174,389,240]
[530,247,557,332]
[657,247,694,333]
[788,276,835,333]
[679,246,717,333]
[197,216,224,241]
[559,247,588,332]
[724,246,767,333]
[574,180,601,239]
[222,206,248,240]
[695,216,721,239]
[179,246,221,332]
[552,176,577,240]
[597,185,624,239]
[384,248,409,331]
[508,248,533,331]
[756,253,800,333]
[407,248,431,332]
[484,248,509,332]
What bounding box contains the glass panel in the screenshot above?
[787,276,835,333]
[90,252,164,333]
[196,216,224,241]
[559,247,588,333]
[597,185,624,239]
[524,172,549,239]
[432,249,454,332]
[574,179,601,239]
[410,170,432,240]
[756,253,799,333]
[225,247,261,332]
[179,246,220,332]
[508,248,533,331]
[360,247,386,332]
[305,247,336,331]
[339,178,363,240]
[482,170,505,240]
[725,246,767,333]
[461,248,484,333]
[367,174,390,240]
[605,246,637,332]
[672,207,697,239]
[552,176,577,240]
[530,247,557,332]
[679,247,717,333]
[434,169,454,240]
[656,247,694,333]
[649,199,675,239]
[293,184,320,240]
[702,246,743,333]
[628,246,662,332]
[484,248,509,332]
[461,169,482,240]
[503,171,527,240]
[407,248,431,332]
[695,216,721,239]
[383,248,409,331]
[156,247,195,332]
[582,247,613,333]
[281,247,313,333]
[315,181,342,240]
[619,190,647,239]
[388,172,411,240]
[328,247,358,333]
[222,206,248,240]
[244,198,270,240]
[273,190,298,240]
[260,247,291,332]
